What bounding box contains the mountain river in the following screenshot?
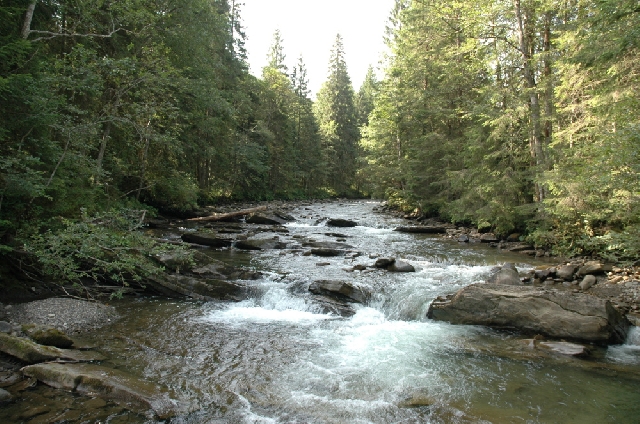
[4,200,640,423]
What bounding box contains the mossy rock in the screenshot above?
[22,324,74,348]
[0,333,104,364]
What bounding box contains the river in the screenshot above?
[5,200,640,423]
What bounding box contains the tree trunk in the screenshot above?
[514,0,545,202]
[21,0,37,39]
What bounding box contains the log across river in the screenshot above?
[2,200,640,423]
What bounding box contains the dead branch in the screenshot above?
[186,205,267,222]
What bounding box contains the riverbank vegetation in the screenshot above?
[1,0,638,294]
[361,0,640,262]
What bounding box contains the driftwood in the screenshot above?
[186,205,267,222]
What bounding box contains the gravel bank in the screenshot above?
[4,298,119,334]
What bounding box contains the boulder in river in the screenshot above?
[326,218,358,227]
[487,263,522,285]
[246,213,288,225]
[427,283,629,344]
[309,280,370,304]
[235,239,287,251]
[22,363,185,419]
[181,233,233,248]
[388,260,416,273]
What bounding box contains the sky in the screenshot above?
[240,0,396,97]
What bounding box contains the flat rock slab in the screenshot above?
[0,333,105,364]
[22,363,185,419]
[427,283,629,344]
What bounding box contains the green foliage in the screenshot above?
[26,209,192,289]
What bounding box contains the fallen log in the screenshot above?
[186,205,267,222]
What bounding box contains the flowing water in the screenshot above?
[5,201,640,423]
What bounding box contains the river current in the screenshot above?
[7,201,640,423]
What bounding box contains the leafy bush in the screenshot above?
[26,209,192,297]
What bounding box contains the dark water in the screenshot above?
[3,201,640,423]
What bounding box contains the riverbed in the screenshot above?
[3,200,640,423]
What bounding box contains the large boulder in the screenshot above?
[427,283,629,344]
[309,280,370,304]
[22,363,185,419]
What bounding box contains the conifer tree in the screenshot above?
[315,34,360,195]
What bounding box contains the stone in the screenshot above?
[480,233,499,243]
[427,283,629,344]
[22,363,185,419]
[154,251,193,272]
[310,248,346,257]
[181,233,233,248]
[0,333,105,364]
[22,324,74,348]
[0,321,12,334]
[577,261,611,276]
[487,264,521,285]
[374,258,396,269]
[309,280,370,304]
[0,388,12,403]
[245,213,287,225]
[235,239,287,250]
[579,275,597,291]
[160,275,249,301]
[556,265,578,281]
[506,233,521,242]
[326,218,358,227]
[388,260,416,273]
[458,234,469,243]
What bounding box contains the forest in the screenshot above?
[0,0,638,291]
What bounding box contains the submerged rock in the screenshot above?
[537,341,591,357]
[22,363,185,419]
[427,283,629,344]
